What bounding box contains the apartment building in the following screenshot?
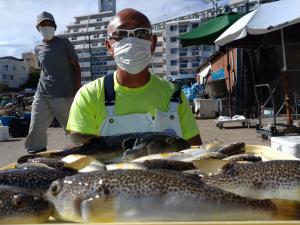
[57,0,116,84]
[58,0,263,83]
[22,52,38,72]
[0,57,30,88]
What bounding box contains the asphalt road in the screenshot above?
[0,119,269,168]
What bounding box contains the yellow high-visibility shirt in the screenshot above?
[67,72,200,140]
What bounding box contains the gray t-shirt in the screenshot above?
[35,37,78,97]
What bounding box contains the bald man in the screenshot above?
[66,8,202,146]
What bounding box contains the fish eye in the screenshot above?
[12,195,26,208]
[50,181,61,196]
[165,137,174,145]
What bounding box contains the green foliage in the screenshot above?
[0,83,9,92]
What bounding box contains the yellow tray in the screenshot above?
[3,145,300,224]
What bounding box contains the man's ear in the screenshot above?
[105,39,114,56]
[151,34,157,53]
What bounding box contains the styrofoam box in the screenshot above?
[193,98,217,118]
[271,136,300,158]
[0,126,9,141]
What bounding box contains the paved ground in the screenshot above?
[0,119,269,168]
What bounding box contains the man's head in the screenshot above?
[105,8,157,75]
[36,11,56,41]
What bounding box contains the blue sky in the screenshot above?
[0,0,227,58]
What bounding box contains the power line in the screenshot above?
[151,2,206,23]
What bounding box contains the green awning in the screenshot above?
[179,12,244,47]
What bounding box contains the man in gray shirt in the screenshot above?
[25,11,81,153]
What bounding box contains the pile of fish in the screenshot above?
[1,132,300,223]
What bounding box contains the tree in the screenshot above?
[0,83,9,92]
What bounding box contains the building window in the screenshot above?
[96,18,102,22]
[3,74,6,79]
[192,23,198,28]
[92,43,98,46]
[179,49,187,56]
[71,37,77,40]
[170,48,177,54]
[170,37,177,42]
[153,52,163,57]
[75,21,80,24]
[2,65,8,72]
[95,26,101,30]
[73,29,78,32]
[179,26,187,33]
[10,75,13,80]
[93,34,99,38]
[13,66,16,71]
[170,25,177,31]
[192,50,199,55]
[170,71,178,75]
[202,45,212,51]
[22,67,25,71]
[170,60,177,66]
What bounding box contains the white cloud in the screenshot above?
[0,0,228,58]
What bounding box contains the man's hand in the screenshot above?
[67,131,97,146]
[187,134,202,146]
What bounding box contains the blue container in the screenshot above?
[21,112,31,120]
[0,115,15,126]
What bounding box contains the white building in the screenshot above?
[22,52,38,71]
[57,0,116,84]
[0,57,30,88]
[151,11,216,79]
[58,0,263,83]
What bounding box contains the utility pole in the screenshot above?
[201,0,219,17]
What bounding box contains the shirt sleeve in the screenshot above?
[64,38,78,61]
[66,81,104,135]
[178,90,200,140]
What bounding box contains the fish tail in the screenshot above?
[271,199,300,220]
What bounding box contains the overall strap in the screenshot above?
[104,74,115,106]
[170,87,182,103]
[169,87,182,112]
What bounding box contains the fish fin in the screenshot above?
[122,137,138,149]
[62,154,96,171]
[192,159,233,175]
[106,162,146,170]
[17,152,52,163]
[80,197,117,222]
[0,162,17,170]
[271,199,300,220]
[203,140,224,151]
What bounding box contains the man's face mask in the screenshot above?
[109,28,153,75]
[39,26,55,41]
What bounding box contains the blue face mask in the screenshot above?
[112,37,152,74]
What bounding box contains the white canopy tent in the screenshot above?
[215,0,300,71]
[214,0,300,125]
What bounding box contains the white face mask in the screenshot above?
[112,37,152,75]
[39,26,55,41]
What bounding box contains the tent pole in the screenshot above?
[281,29,287,71]
[226,47,232,118]
[281,28,292,125]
